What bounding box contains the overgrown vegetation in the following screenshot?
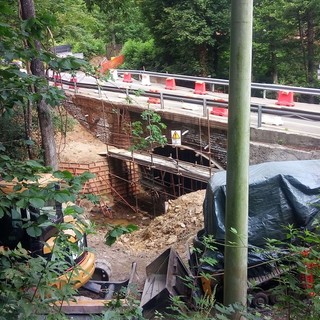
[0,153,95,319]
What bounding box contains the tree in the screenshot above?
[19,0,58,169]
[253,0,320,88]
[140,0,230,77]
[35,0,106,58]
[1,0,86,164]
[84,0,149,56]
[285,0,320,92]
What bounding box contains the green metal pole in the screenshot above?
[223,0,253,310]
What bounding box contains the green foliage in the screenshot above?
[0,245,71,320]
[0,106,37,160]
[93,287,144,319]
[35,0,106,58]
[0,154,95,319]
[253,0,320,87]
[140,0,230,76]
[84,0,150,46]
[121,39,157,70]
[104,224,139,246]
[131,110,167,151]
[0,1,91,161]
[265,226,320,319]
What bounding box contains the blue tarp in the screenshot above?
[196,160,320,276]
[204,159,320,246]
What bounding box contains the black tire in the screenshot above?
[251,291,269,308]
[268,293,278,305]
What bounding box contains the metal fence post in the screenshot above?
[257,105,262,127]
[203,98,207,117]
[160,92,164,109]
[263,90,266,99]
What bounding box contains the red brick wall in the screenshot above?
[59,159,140,200]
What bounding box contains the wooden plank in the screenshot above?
[100,149,220,182]
[58,299,127,314]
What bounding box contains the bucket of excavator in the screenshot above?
[140,247,193,318]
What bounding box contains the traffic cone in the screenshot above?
[141,74,151,86]
[123,72,132,83]
[194,81,206,94]
[147,89,161,104]
[165,77,176,90]
[69,76,77,90]
[276,91,295,106]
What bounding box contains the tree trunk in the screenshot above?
[19,0,58,170]
[23,102,35,160]
[198,45,208,77]
[306,9,315,103]
[270,44,278,84]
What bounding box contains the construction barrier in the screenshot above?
[141,74,151,86]
[110,69,118,80]
[54,74,62,87]
[123,72,132,83]
[194,81,207,94]
[211,107,228,117]
[69,76,77,90]
[276,91,295,107]
[147,89,161,104]
[165,77,176,90]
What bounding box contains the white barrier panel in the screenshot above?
[141,74,151,86]
[110,69,118,80]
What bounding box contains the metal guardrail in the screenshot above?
[59,79,320,124]
[117,69,320,97]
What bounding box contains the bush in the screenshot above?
[121,39,157,70]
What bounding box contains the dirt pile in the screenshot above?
[119,190,206,256]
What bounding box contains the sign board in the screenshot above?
[171,130,181,145]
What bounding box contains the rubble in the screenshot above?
[118,190,206,255]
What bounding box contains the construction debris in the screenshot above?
[118,190,206,254]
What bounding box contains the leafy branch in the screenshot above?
[131,109,167,151]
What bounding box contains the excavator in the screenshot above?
[0,173,138,315]
[0,174,98,289]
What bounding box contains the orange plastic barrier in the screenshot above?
[165,77,176,90]
[276,91,295,106]
[123,72,133,83]
[194,81,206,94]
[147,90,161,104]
[211,107,228,117]
[100,55,124,74]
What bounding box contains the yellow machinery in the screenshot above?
[0,174,96,289]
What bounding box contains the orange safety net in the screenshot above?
[100,55,125,74]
